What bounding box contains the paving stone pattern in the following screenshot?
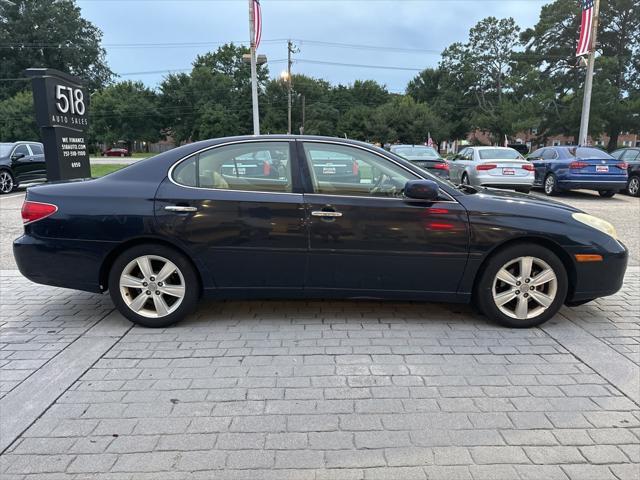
[0,269,638,479]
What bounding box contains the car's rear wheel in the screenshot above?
[108,244,199,328]
[598,190,616,198]
[461,173,470,186]
[627,176,640,197]
[544,174,560,196]
[0,170,16,194]
[476,243,568,328]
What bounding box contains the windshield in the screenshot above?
[0,144,13,157]
[392,146,440,159]
[566,147,613,159]
[478,149,523,160]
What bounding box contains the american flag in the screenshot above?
[253,0,262,49]
[576,0,594,57]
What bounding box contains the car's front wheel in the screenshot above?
[627,176,640,197]
[544,174,560,196]
[476,243,568,328]
[108,244,199,327]
[0,170,16,194]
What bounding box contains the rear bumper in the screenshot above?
[476,175,534,187]
[13,235,111,293]
[558,179,627,191]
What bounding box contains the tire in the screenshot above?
[598,190,616,198]
[0,169,16,194]
[515,187,531,194]
[461,173,470,186]
[627,176,640,197]
[108,244,199,328]
[475,243,568,328]
[543,174,560,196]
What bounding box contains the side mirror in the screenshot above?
[404,180,439,201]
[11,153,25,160]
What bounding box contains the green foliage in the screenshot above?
[0,0,113,100]
[0,90,40,141]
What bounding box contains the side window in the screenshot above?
[622,150,640,162]
[29,144,44,155]
[529,149,542,159]
[172,142,292,193]
[466,149,475,161]
[13,145,29,157]
[303,143,418,198]
[542,149,556,160]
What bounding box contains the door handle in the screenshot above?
[311,211,343,218]
[165,206,198,212]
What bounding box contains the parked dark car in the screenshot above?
[103,147,131,157]
[389,145,450,179]
[14,136,627,330]
[611,147,640,197]
[0,142,47,194]
[528,146,628,197]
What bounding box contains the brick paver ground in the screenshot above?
[1,268,638,479]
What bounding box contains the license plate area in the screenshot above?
[502,168,515,175]
[323,167,337,175]
[596,165,609,173]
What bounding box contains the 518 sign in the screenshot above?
[55,85,86,116]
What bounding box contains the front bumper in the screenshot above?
[13,235,112,293]
[566,238,628,302]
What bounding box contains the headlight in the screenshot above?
[572,213,618,239]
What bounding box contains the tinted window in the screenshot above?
[542,149,557,160]
[303,143,418,198]
[392,146,440,159]
[29,144,43,155]
[611,150,624,159]
[14,145,29,156]
[478,149,523,160]
[529,149,543,158]
[566,147,613,159]
[172,142,292,193]
[621,150,640,162]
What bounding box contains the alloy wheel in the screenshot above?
[628,177,640,197]
[492,256,558,320]
[544,175,555,195]
[0,171,14,194]
[119,255,186,318]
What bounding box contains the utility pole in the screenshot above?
[578,0,600,147]
[286,40,298,135]
[248,0,260,135]
[300,94,305,135]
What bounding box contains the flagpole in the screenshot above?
[578,0,600,147]
[249,0,260,135]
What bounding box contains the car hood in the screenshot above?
[460,186,581,214]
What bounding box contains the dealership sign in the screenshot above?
[26,68,91,181]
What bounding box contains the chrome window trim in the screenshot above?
[168,137,457,203]
[10,143,29,158]
[167,138,300,196]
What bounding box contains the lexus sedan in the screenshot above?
[528,146,628,197]
[389,145,450,179]
[611,147,640,197]
[14,136,628,329]
[448,147,534,193]
[0,142,47,194]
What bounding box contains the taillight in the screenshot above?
[434,163,450,171]
[617,162,628,170]
[522,164,535,172]
[352,161,359,176]
[21,201,58,224]
[263,161,271,176]
[569,161,588,169]
[476,164,497,171]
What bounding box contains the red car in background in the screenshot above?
[103,147,130,157]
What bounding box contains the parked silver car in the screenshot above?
[448,146,534,193]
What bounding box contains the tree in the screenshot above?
[0,90,39,141]
[90,81,161,148]
[0,0,113,100]
[367,97,443,145]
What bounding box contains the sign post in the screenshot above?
[25,68,91,181]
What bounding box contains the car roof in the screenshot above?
[471,146,515,150]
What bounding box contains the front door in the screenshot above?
[11,144,35,181]
[300,141,469,295]
[154,140,308,291]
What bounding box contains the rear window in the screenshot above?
[566,147,613,159]
[392,146,440,159]
[478,149,523,160]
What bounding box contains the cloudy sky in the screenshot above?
[78,0,546,93]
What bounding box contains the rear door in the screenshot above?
[154,140,308,291]
[28,143,47,179]
[300,141,469,295]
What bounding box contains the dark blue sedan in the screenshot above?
[14,136,628,329]
[528,146,628,197]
